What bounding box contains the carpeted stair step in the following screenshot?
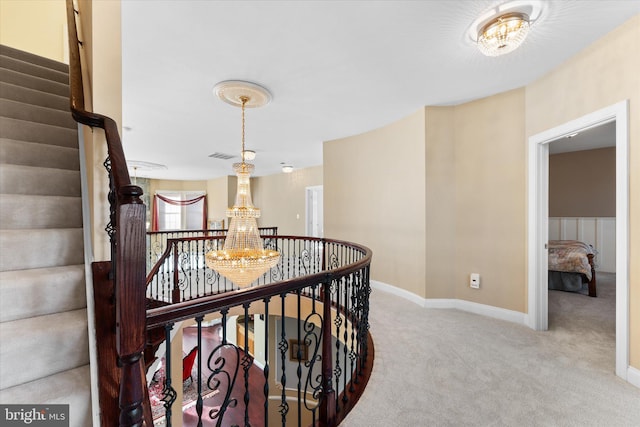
[0,194,82,229]
[0,44,68,74]
[0,138,79,170]
[0,308,89,390]
[0,228,83,272]
[0,67,69,97]
[1,81,68,111]
[0,54,69,84]
[0,265,86,323]
[0,117,77,148]
[0,98,76,129]
[0,164,80,196]
[0,365,91,427]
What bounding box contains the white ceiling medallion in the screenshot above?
[213,80,272,108]
[467,1,545,57]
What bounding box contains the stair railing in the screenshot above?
[66,1,148,426]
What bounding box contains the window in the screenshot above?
[153,191,207,231]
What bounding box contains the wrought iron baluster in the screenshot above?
[278,293,289,426]
[242,303,252,426]
[161,323,177,426]
[263,298,270,427]
[296,289,302,427]
[332,279,342,412]
[195,316,204,427]
[302,285,323,425]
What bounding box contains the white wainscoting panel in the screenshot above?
[548,217,616,272]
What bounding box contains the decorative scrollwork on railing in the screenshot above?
[328,252,340,270]
[177,252,190,292]
[207,343,241,426]
[103,157,116,244]
[300,248,312,275]
[303,311,324,408]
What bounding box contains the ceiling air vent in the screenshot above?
[208,152,235,160]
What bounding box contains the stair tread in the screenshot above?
[0,138,79,170]
[0,164,81,196]
[0,67,69,97]
[0,45,69,73]
[0,194,82,230]
[1,81,69,111]
[0,228,84,272]
[0,309,89,389]
[0,54,69,84]
[0,98,76,129]
[0,116,78,148]
[0,365,92,427]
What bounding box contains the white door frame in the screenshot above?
[527,100,629,380]
[305,185,323,237]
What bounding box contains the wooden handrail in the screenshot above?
[66,1,148,426]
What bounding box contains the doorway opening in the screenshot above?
[305,185,323,238]
[527,101,629,381]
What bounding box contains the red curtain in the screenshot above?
[152,194,207,231]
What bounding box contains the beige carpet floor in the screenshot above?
[342,273,640,426]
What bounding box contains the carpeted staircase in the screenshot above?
[0,45,92,425]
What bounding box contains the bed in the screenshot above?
[548,240,597,297]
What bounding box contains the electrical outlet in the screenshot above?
[470,273,480,289]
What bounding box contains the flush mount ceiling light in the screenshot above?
[478,12,530,56]
[281,164,293,173]
[205,81,280,287]
[468,1,544,57]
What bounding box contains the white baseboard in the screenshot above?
[370,280,526,326]
[628,366,640,389]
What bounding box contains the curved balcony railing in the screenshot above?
[146,235,373,426]
[146,227,278,273]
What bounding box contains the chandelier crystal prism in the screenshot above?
[205,82,280,287]
[477,12,530,57]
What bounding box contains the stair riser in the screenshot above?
[0,117,78,148]
[0,229,84,272]
[0,309,89,389]
[0,195,82,229]
[0,98,76,129]
[0,45,69,74]
[0,165,81,197]
[0,68,69,97]
[0,265,86,323]
[0,55,69,84]
[1,82,68,111]
[0,139,79,171]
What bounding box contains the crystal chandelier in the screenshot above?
[205,81,280,287]
[477,12,530,57]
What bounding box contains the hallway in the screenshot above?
[342,275,639,426]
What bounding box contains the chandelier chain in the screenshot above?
[240,96,248,163]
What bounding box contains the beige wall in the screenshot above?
[324,110,427,298]
[424,107,455,299]
[0,0,68,63]
[206,175,234,226]
[452,89,527,312]
[81,0,122,261]
[526,15,640,368]
[549,148,616,217]
[253,166,323,235]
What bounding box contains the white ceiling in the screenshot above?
[121,1,639,180]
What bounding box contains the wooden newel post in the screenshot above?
[320,278,336,426]
[116,186,148,427]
